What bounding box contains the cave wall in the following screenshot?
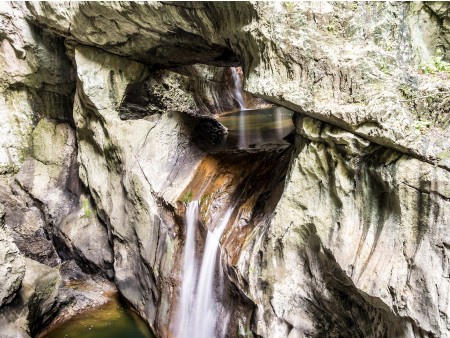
[0,2,449,338]
[238,116,450,337]
[23,1,450,169]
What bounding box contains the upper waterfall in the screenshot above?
[230,67,246,110]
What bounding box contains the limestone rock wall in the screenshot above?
[0,1,449,338]
[72,45,206,335]
[0,204,25,308]
[237,116,450,337]
[24,1,450,169]
[0,2,74,174]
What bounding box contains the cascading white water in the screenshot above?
[175,202,233,338]
[230,67,246,110]
[175,201,199,338]
[230,67,247,148]
[194,208,233,337]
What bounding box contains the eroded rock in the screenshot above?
[0,2,74,174]
[56,196,114,278]
[22,1,450,170]
[239,116,450,337]
[0,258,60,337]
[0,2,449,338]
[0,203,25,308]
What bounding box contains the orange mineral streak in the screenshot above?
[179,146,292,265]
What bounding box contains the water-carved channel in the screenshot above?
[172,100,295,335]
[43,67,295,338]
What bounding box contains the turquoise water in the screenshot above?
[43,296,154,338]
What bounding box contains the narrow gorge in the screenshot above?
[0,2,449,338]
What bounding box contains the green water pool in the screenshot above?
[43,296,154,338]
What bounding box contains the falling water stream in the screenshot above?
[193,207,233,337]
[174,67,295,337]
[230,67,247,148]
[175,202,233,338]
[230,67,246,110]
[42,66,294,338]
[175,201,199,338]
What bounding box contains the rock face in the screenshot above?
[239,116,450,337]
[24,1,450,169]
[0,1,449,338]
[0,204,25,307]
[72,44,201,335]
[56,197,114,278]
[0,257,61,338]
[0,2,74,174]
[119,65,242,119]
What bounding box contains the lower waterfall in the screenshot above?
[175,201,199,338]
[175,201,233,338]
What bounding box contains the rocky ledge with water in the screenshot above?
[0,2,450,338]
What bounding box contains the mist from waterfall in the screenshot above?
[175,201,233,338]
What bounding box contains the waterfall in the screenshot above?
[275,107,284,139]
[194,208,233,337]
[230,67,247,148]
[175,201,199,338]
[230,67,246,110]
[175,202,233,338]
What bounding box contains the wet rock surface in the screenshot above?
[23,1,450,169]
[119,65,241,119]
[238,116,450,337]
[0,2,449,338]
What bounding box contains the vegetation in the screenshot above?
[180,191,193,204]
[420,56,450,74]
[414,120,431,132]
[199,193,210,208]
[399,84,417,100]
[199,193,211,223]
[82,199,93,218]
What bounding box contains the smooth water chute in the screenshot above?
[275,107,284,139]
[175,201,199,338]
[174,202,233,338]
[193,208,233,338]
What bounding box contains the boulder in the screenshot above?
[56,196,114,278]
[0,258,61,337]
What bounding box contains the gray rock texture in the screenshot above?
[72,44,202,334]
[56,196,114,278]
[0,1,449,338]
[0,2,73,174]
[0,179,60,266]
[24,1,450,169]
[237,116,450,337]
[119,65,242,119]
[0,258,61,337]
[13,117,113,276]
[0,203,25,307]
